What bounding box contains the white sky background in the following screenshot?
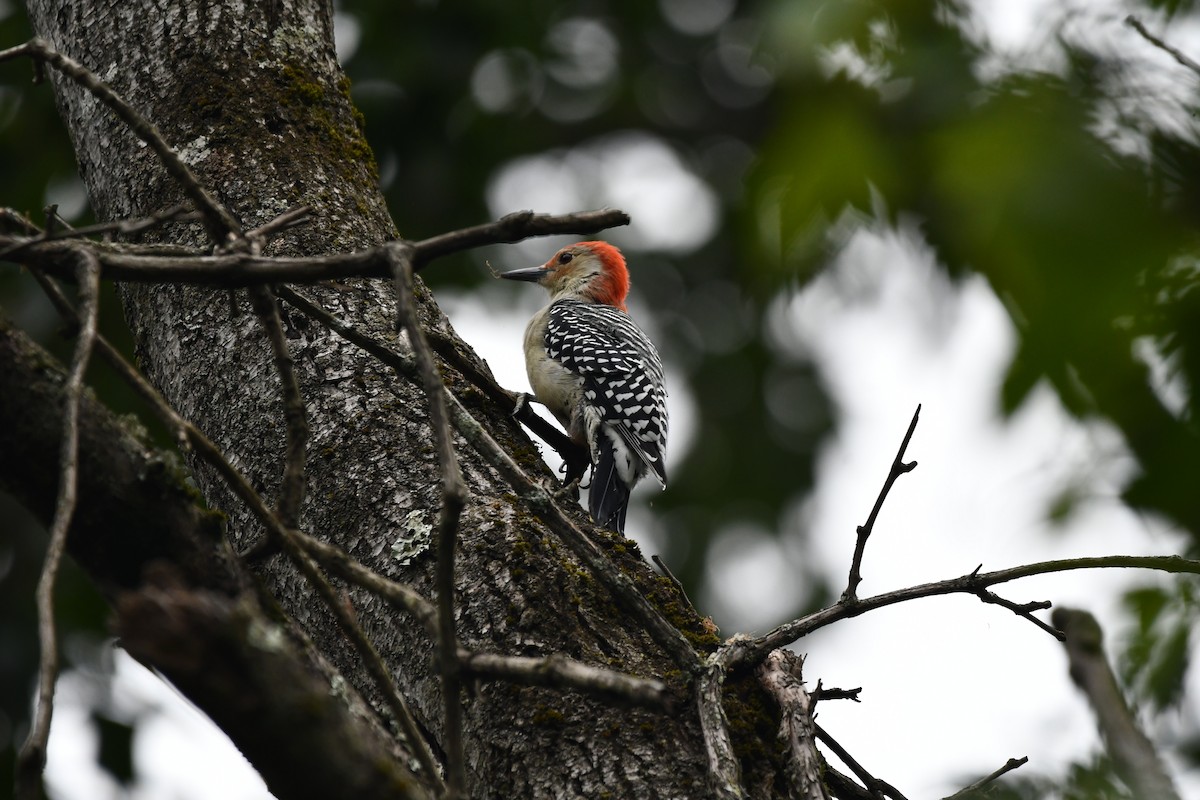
[37,1,1200,797]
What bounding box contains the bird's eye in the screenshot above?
[558,251,574,265]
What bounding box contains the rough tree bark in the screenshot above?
[13,1,761,797]
[0,312,424,798]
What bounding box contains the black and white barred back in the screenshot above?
[546,300,668,531]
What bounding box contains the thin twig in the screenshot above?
[0,208,630,284]
[973,583,1058,638]
[15,252,100,800]
[305,539,674,714]
[843,404,920,603]
[460,651,672,711]
[0,39,242,244]
[811,685,862,704]
[824,765,878,800]
[725,554,1200,670]
[815,723,909,800]
[255,532,676,718]
[652,554,698,612]
[0,205,199,260]
[244,205,313,243]
[388,242,469,799]
[247,286,310,529]
[940,756,1029,800]
[273,530,448,791]
[410,208,629,268]
[292,530,440,639]
[247,287,309,529]
[1126,16,1200,77]
[0,207,42,235]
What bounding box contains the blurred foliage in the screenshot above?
[1059,757,1138,800]
[1121,582,1195,711]
[948,755,1135,800]
[754,0,1200,541]
[5,0,1200,796]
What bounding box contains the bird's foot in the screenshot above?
[511,391,537,417]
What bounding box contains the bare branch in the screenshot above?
[388,242,469,799]
[727,555,1200,670]
[247,529,681,720]
[0,205,199,261]
[0,39,242,244]
[815,723,909,800]
[757,650,828,800]
[652,553,700,614]
[0,207,42,235]
[1053,607,1181,800]
[292,530,440,639]
[811,684,862,704]
[0,209,629,285]
[1126,15,1200,77]
[14,252,100,800]
[410,208,629,267]
[941,756,1028,800]
[283,283,586,478]
[843,405,920,603]
[824,766,877,800]
[973,584,1059,639]
[244,205,313,244]
[460,651,673,711]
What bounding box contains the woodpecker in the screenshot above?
[501,241,667,534]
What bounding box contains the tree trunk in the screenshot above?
[21,1,729,796]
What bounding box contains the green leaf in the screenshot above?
[1145,621,1190,711]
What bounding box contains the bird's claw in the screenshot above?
[512,391,536,418]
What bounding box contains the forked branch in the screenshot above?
[727,555,1200,670]
[843,405,920,603]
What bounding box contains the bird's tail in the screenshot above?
[589,436,630,534]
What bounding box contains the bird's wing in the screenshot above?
[546,300,668,485]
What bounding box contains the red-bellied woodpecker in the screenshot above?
[501,241,667,534]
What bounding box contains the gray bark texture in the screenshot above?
[17,1,749,797]
[0,313,424,799]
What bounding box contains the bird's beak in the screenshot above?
[499,266,546,283]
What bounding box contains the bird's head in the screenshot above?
[501,241,629,310]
